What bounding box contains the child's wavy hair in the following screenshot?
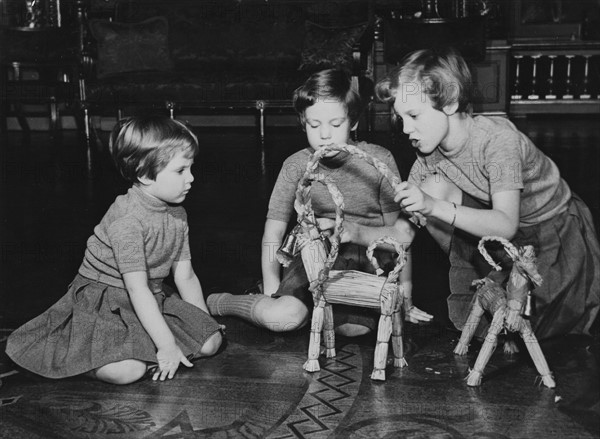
[109,115,199,184]
[375,48,473,114]
[293,69,363,128]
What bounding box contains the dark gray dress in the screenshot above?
[6,186,221,378]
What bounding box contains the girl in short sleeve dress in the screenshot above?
[6,116,223,384]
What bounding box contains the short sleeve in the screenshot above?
[107,216,147,274]
[175,221,192,261]
[484,131,525,194]
[267,155,305,222]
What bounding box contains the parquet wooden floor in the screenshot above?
[0,117,598,438]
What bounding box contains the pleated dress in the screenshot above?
[409,115,600,341]
[6,186,221,378]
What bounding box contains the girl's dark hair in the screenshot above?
[293,69,363,127]
[375,48,473,113]
[109,115,199,184]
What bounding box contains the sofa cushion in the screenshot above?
[299,21,368,72]
[89,16,173,79]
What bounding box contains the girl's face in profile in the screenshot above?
[140,150,195,204]
[304,99,352,158]
[392,81,450,155]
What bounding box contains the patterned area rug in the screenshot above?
[1,320,599,438]
[0,319,365,438]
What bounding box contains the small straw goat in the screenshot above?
[453,236,555,388]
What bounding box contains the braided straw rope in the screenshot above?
[295,144,426,229]
[295,144,419,295]
[295,174,344,294]
[296,145,416,380]
[366,236,407,283]
[477,236,520,271]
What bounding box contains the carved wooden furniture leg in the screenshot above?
[392,287,408,368]
[466,306,506,386]
[518,319,555,388]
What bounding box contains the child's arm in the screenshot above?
[172,259,208,313]
[395,182,521,239]
[380,212,432,323]
[317,214,416,248]
[261,218,288,296]
[122,271,193,380]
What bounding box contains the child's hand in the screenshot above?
[405,305,434,323]
[153,344,193,381]
[394,182,434,217]
[316,217,352,243]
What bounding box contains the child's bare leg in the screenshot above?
[207,293,308,332]
[335,323,371,337]
[91,359,147,385]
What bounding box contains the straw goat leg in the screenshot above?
[466,307,506,386]
[519,319,556,388]
[454,293,485,355]
[392,286,408,368]
[371,281,396,380]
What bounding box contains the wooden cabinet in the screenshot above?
[508,41,600,115]
[373,0,600,123]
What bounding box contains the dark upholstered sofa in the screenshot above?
[80,0,376,144]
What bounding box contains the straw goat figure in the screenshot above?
[453,236,555,388]
[279,144,425,381]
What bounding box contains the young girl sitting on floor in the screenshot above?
[6,116,223,384]
[207,69,432,336]
[371,48,599,339]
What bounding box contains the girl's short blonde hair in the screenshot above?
[109,116,199,184]
[376,48,473,113]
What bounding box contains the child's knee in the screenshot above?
[93,359,147,385]
[265,296,309,331]
[199,331,223,357]
[335,323,371,337]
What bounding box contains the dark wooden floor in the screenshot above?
[0,115,599,438]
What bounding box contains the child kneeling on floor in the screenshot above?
[6,116,223,384]
[379,49,600,340]
[207,69,432,335]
